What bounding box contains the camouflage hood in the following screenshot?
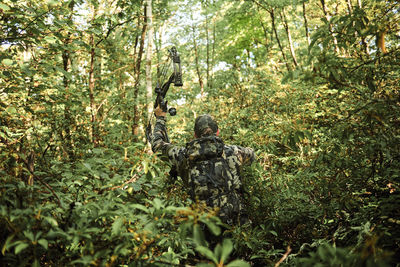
[186,136,224,162]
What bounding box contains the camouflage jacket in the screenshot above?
[151,116,255,224]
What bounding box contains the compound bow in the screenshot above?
[146,46,183,143]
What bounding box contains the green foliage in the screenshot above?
[0,144,247,266]
[1,0,399,266]
[295,242,392,267]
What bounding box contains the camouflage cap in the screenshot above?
[194,114,218,137]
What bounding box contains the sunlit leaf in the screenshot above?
[226,259,251,267]
[1,59,13,66]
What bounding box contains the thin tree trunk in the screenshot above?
[191,15,204,97]
[302,2,311,46]
[132,5,148,136]
[320,0,339,54]
[146,0,153,122]
[205,6,210,89]
[62,44,74,158]
[346,0,353,14]
[256,6,270,51]
[357,0,369,55]
[210,16,216,89]
[62,1,74,158]
[281,8,298,67]
[270,8,291,71]
[132,13,140,73]
[89,33,97,145]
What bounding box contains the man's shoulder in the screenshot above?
[223,144,251,154]
[223,143,255,165]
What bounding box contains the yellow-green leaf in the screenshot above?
[0,3,10,11]
[15,243,29,255]
[2,59,13,66]
[1,235,14,255]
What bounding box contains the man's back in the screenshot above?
[150,114,255,225]
[183,135,254,224]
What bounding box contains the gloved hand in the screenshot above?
[154,105,167,117]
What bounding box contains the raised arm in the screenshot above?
[150,108,186,168]
[151,115,170,154]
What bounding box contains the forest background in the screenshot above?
[1,0,399,266]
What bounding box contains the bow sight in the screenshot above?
[146,46,183,143]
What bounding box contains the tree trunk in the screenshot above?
[62,43,74,158]
[346,0,353,14]
[261,18,270,50]
[270,8,291,71]
[191,14,204,97]
[302,2,311,46]
[204,4,210,89]
[320,0,339,54]
[132,13,140,73]
[132,5,148,136]
[88,33,97,145]
[146,0,153,122]
[210,16,216,89]
[62,1,75,159]
[281,8,298,67]
[358,0,370,55]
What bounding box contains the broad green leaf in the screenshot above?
[5,106,17,114]
[214,243,222,261]
[23,231,35,241]
[196,263,214,267]
[269,230,278,236]
[143,161,149,174]
[195,246,217,264]
[204,220,221,236]
[38,239,48,250]
[112,217,124,236]
[44,36,57,44]
[1,235,14,255]
[46,0,59,6]
[1,59,13,66]
[193,224,206,247]
[15,243,29,255]
[44,216,58,227]
[131,204,149,213]
[0,3,10,11]
[131,183,141,192]
[153,198,162,210]
[83,162,92,170]
[220,239,233,264]
[226,259,251,267]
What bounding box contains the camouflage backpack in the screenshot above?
[185,136,242,225]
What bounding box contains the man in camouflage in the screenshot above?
[151,106,255,225]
